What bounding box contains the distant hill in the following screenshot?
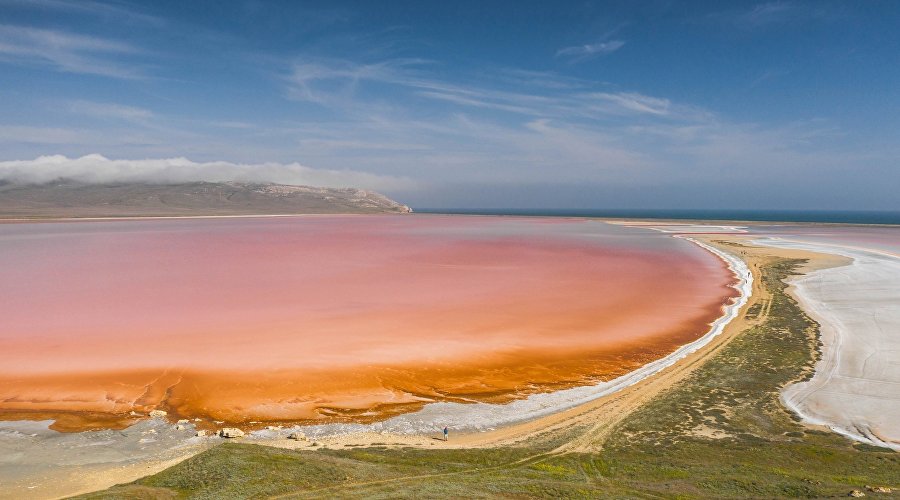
[0,180,412,218]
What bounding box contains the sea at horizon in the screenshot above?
[415,208,900,225]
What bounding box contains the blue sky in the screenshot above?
[0,0,898,209]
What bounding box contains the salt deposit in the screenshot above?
[756,237,900,450]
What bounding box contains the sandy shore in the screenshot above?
[0,418,216,500]
[755,237,900,450]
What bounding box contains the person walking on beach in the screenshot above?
[443,426,449,441]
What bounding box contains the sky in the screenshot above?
[0,0,898,210]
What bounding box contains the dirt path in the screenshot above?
[270,451,558,500]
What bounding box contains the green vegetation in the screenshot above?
[76,258,899,499]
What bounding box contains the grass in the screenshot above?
[75,257,899,499]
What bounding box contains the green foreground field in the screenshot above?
[76,257,899,499]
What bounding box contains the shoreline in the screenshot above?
[260,234,850,453]
[414,211,900,228]
[250,235,751,440]
[253,234,753,450]
[0,212,404,223]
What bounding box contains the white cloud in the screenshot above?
[0,154,417,191]
[556,40,625,61]
[0,24,142,78]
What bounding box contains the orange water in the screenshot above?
[0,215,737,430]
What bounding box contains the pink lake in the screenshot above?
[0,215,738,430]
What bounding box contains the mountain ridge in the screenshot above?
[0,180,412,218]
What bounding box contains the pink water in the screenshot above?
[0,215,737,430]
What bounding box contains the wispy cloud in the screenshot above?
[555,40,625,62]
[584,92,671,115]
[415,90,536,115]
[68,100,154,122]
[286,58,429,105]
[297,138,430,152]
[273,54,869,201]
[0,154,417,191]
[707,1,831,29]
[744,1,794,25]
[0,24,143,78]
[0,0,165,25]
[0,2,885,209]
[5,45,829,201]
[202,120,258,130]
[495,68,592,90]
[282,57,694,123]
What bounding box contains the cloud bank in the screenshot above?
[0,154,416,191]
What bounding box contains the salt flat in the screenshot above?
[756,236,900,450]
